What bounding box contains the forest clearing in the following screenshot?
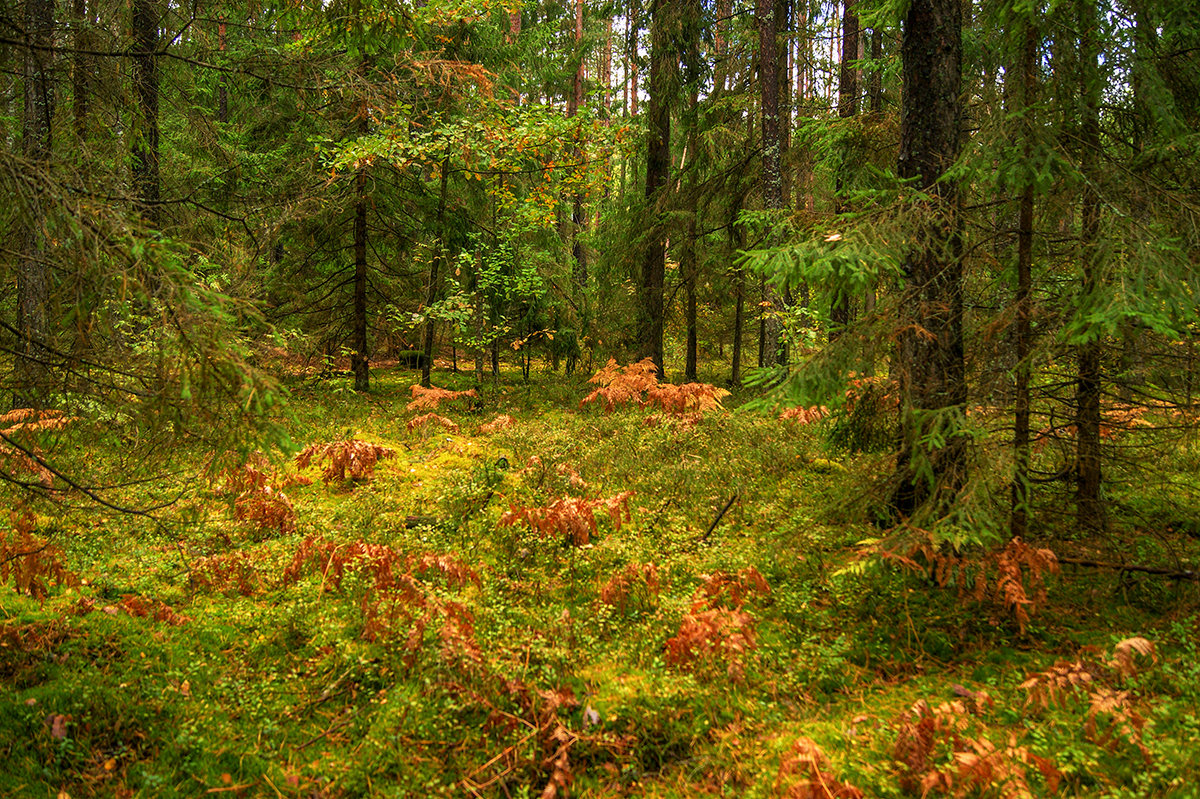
[3,0,1200,795]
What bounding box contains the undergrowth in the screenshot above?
[0,365,1198,797]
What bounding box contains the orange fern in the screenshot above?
[407,413,459,434]
[406,384,478,412]
[295,438,395,483]
[499,491,634,547]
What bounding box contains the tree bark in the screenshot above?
[569,0,587,289]
[351,170,370,392]
[422,154,452,388]
[15,0,56,410]
[890,0,966,519]
[830,0,859,341]
[217,15,228,123]
[639,0,673,374]
[1011,20,1037,538]
[757,0,787,366]
[132,0,161,228]
[1076,0,1104,533]
[72,0,88,140]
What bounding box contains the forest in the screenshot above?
[1,0,1199,795]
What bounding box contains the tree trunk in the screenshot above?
[217,15,228,123]
[830,0,859,341]
[351,170,370,392]
[1011,20,1037,539]
[639,0,673,374]
[15,0,56,410]
[422,154,452,388]
[757,0,787,366]
[731,215,745,387]
[73,0,88,140]
[132,0,161,228]
[569,0,587,289]
[890,0,966,519]
[1075,0,1104,533]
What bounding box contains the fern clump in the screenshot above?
[295,438,394,483]
[580,358,730,416]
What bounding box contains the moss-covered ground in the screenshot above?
[2,364,1199,798]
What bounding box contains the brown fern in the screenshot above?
[775,737,864,799]
[407,412,459,434]
[779,405,830,425]
[281,535,482,661]
[598,562,662,613]
[1019,637,1156,761]
[889,534,1058,635]
[892,698,1060,798]
[0,509,78,598]
[223,455,298,535]
[664,608,757,680]
[643,382,731,414]
[499,491,634,547]
[295,438,395,483]
[406,384,478,412]
[0,409,73,488]
[479,414,516,434]
[579,358,659,412]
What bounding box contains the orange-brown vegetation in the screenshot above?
[295,438,395,483]
[407,384,478,412]
[0,509,78,598]
[499,491,634,547]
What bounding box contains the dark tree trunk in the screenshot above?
[217,16,228,123]
[890,0,966,519]
[15,0,56,410]
[757,0,787,366]
[1012,21,1037,539]
[73,0,88,140]
[422,155,452,388]
[868,26,883,114]
[569,0,587,289]
[731,217,745,387]
[1076,0,1104,533]
[639,0,673,374]
[132,0,161,228]
[830,0,859,341]
[351,170,370,392]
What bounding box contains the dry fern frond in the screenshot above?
[0,410,73,488]
[281,535,481,662]
[644,382,731,414]
[406,384,478,412]
[0,509,78,598]
[222,454,298,535]
[694,567,771,610]
[598,562,662,613]
[499,491,634,547]
[579,358,659,412]
[775,737,864,799]
[233,486,297,535]
[295,439,395,483]
[479,414,516,434]
[896,533,1058,635]
[407,413,459,434]
[664,608,757,679]
[1109,637,1156,677]
[1084,687,1150,761]
[779,405,830,425]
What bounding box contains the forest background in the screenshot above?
[1,0,1200,795]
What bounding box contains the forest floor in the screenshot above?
[2,362,1199,798]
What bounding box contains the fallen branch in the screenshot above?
[1058,556,1199,582]
[701,493,739,543]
